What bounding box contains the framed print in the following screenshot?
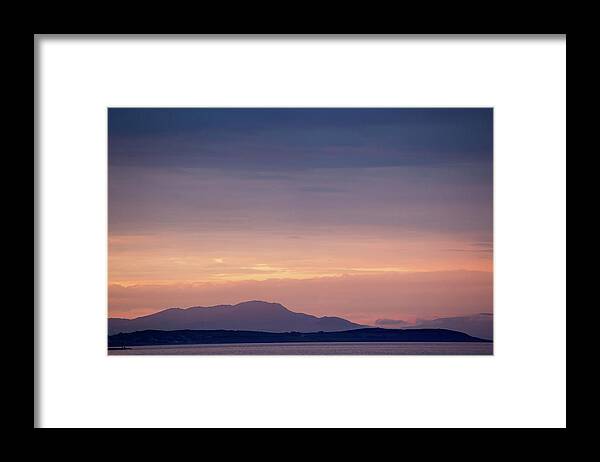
[35,34,566,428]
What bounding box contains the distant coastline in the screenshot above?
[108,327,491,348]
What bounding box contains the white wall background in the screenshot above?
[36,35,566,428]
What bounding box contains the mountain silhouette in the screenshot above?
[108,300,366,335]
[410,313,493,340]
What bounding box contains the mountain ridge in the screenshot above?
[108,300,367,335]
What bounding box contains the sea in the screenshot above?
[108,341,493,355]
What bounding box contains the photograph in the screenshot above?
[108,108,493,355]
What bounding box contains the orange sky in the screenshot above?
[108,227,492,323]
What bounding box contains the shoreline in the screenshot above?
[107,341,494,356]
[108,340,493,349]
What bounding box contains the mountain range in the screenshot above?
[108,300,366,335]
[376,313,493,340]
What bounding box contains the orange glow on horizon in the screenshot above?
[109,230,492,286]
[108,229,492,324]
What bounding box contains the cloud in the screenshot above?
[375,318,410,327]
[109,108,492,171]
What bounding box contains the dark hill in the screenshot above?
[108,327,491,347]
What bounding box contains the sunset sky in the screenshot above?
[108,108,493,325]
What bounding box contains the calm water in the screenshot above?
[108,342,493,355]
